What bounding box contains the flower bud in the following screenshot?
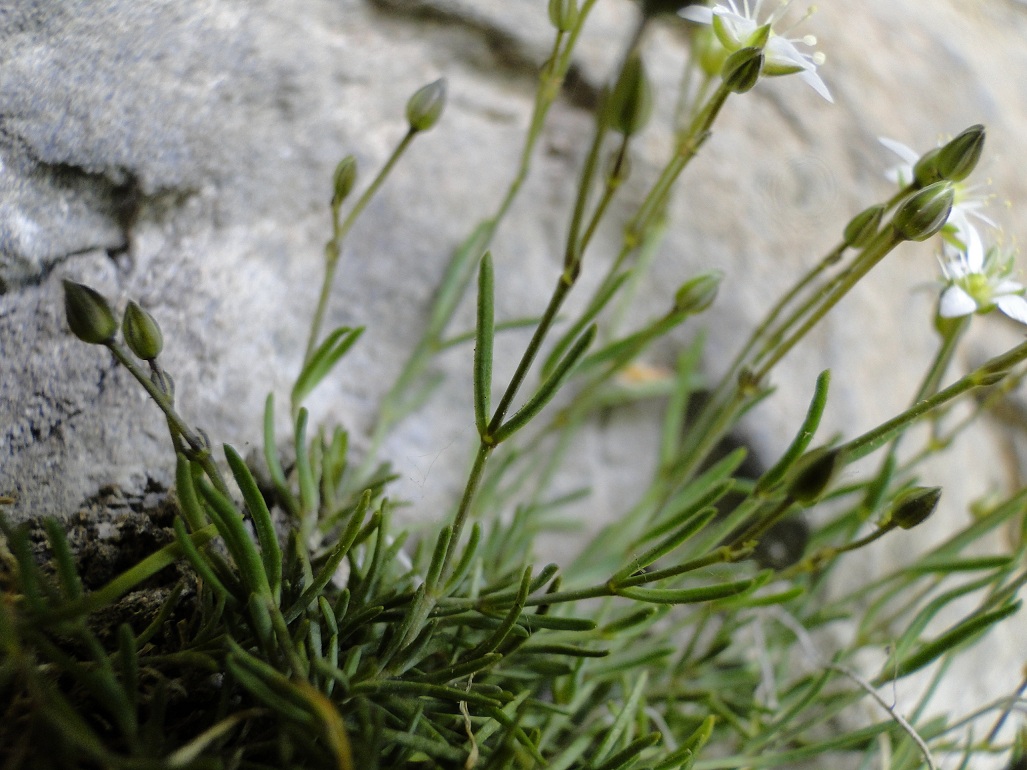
[787,447,843,505]
[548,0,578,31]
[331,155,357,209]
[123,300,164,360]
[843,204,885,249]
[674,271,722,314]
[893,181,954,242]
[887,486,941,530]
[406,78,447,133]
[722,46,764,94]
[63,280,117,345]
[937,124,985,182]
[912,147,942,187]
[608,55,653,136]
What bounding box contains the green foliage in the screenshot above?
[4,3,1027,769]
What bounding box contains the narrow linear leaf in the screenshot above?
[541,273,630,379]
[196,474,273,599]
[494,324,597,443]
[263,394,299,517]
[173,517,241,604]
[614,577,757,605]
[225,443,283,599]
[353,679,506,708]
[444,522,481,593]
[519,644,609,658]
[291,326,365,412]
[474,251,495,437]
[594,672,649,763]
[284,493,371,622]
[756,369,831,494]
[875,600,1021,685]
[594,732,662,770]
[175,453,209,532]
[613,507,718,583]
[295,407,319,517]
[414,652,503,684]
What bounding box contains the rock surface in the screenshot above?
[2,0,1027,738]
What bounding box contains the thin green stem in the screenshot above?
[838,342,1027,462]
[753,225,905,383]
[107,343,231,497]
[486,276,574,437]
[305,129,417,364]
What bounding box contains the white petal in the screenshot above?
[799,69,833,102]
[938,285,977,318]
[994,280,1025,294]
[879,137,921,165]
[679,7,713,23]
[997,295,1027,324]
[964,225,985,272]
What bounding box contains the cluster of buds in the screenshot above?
[63,280,164,362]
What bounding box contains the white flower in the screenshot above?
[878,137,919,187]
[880,137,996,245]
[679,1,832,102]
[937,226,1027,324]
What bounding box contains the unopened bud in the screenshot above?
[63,280,117,345]
[893,181,954,242]
[913,147,942,188]
[886,486,942,530]
[331,155,358,209]
[406,78,447,133]
[787,447,843,505]
[937,124,985,182]
[674,271,722,314]
[548,0,578,31]
[123,301,164,360]
[843,204,885,249]
[608,55,653,136]
[722,46,764,94]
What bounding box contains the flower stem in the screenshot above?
[305,129,417,365]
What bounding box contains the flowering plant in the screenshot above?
[5,2,1027,769]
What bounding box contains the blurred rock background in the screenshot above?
[2,0,1026,730]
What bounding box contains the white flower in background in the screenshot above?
[879,136,996,246]
[937,225,1027,324]
[878,137,919,187]
[679,1,832,102]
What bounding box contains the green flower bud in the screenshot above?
[63,280,117,345]
[887,486,942,530]
[843,204,885,249]
[331,155,358,209]
[608,55,653,136]
[122,300,164,360]
[893,181,954,242]
[548,0,578,31]
[912,147,942,187]
[406,78,447,133]
[787,447,843,505]
[674,271,722,314]
[937,124,985,182]
[722,46,764,94]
